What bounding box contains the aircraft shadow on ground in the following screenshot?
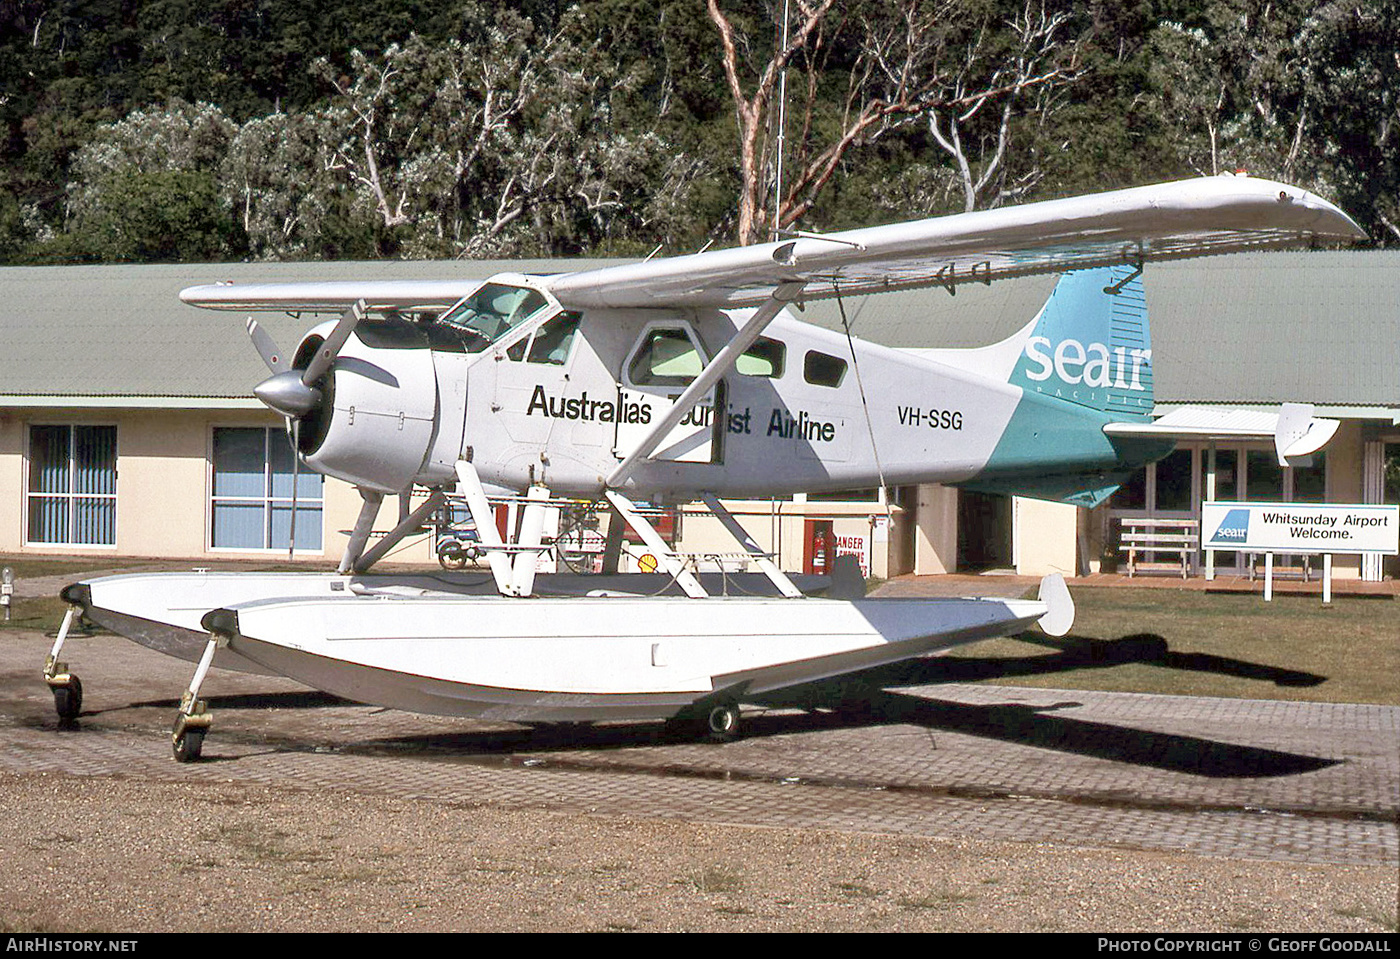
[856,630,1327,689]
[334,695,1336,779]
[765,687,1337,778]
[125,690,348,712]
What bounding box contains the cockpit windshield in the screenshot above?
[431,282,551,352]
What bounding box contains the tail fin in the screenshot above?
[955,264,1168,508]
[1006,265,1152,421]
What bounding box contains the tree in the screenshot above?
[706,0,1084,244]
[1141,0,1396,246]
[222,110,367,260]
[52,98,243,262]
[922,2,1079,212]
[312,8,699,257]
[50,169,233,262]
[1295,0,1400,244]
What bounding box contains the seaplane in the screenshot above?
[45,174,1361,761]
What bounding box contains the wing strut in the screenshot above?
[698,493,803,598]
[606,280,806,489]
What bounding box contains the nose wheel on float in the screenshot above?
[44,606,85,721]
[170,630,222,763]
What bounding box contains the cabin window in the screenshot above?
[628,328,705,388]
[435,282,550,351]
[210,427,323,551]
[803,350,847,388]
[737,337,786,378]
[27,424,117,546]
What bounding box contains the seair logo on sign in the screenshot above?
[1209,508,1251,545]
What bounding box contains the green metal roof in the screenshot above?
[0,260,605,405]
[0,251,1393,409]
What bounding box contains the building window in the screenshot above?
[211,427,323,551]
[27,425,117,546]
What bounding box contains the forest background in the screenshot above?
[0,0,1394,264]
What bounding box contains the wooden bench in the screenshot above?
[1119,518,1199,578]
[1247,552,1313,582]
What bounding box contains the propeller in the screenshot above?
[250,300,365,420]
[246,300,367,559]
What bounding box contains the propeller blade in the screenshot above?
[301,299,366,386]
[246,317,290,374]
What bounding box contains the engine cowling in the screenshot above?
[295,319,439,493]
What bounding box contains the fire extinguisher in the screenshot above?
[812,526,830,576]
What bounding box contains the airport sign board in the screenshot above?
[1201,501,1400,555]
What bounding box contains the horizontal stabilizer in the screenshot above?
[1037,573,1074,637]
[1103,404,1339,466]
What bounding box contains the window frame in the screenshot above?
[803,349,848,388]
[25,423,119,548]
[622,322,711,394]
[208,425,325,554]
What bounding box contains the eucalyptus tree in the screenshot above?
[705,0,1085,244]
[59,98,242,261]
[1143,0,1395,245]
[312,5,698,257]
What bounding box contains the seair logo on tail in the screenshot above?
[1209,508,1251,545]
[1021,338,1151,391]
[1006,266,1153,417]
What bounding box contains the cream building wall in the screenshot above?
[0,406,440,565]
[1012,497,1081,577]
[0,403,1384,583]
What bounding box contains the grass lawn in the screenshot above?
[943,586,1400,706]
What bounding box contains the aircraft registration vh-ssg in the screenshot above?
[46,174,1362,761]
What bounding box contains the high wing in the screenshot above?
[179,176,1364,316]
[543,175,1365,310]
[180,279,480,313]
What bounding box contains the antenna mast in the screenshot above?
[773,0,790,241]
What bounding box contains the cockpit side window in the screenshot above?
[527,312,581,365]
[505,311,581,364]
[433,283,550,352]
